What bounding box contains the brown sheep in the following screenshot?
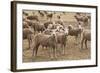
[55,30,68,55]
[44,21,53,29]
[81,30,91,50]
[23,21,30,28]
[68,25,82,39]
[23,28,34,50]
[32,32,57,59]
[43,28,68,55]
[74,14,89,26]
[27,15,39,21]
[24,20,45,34]
[31,22,45,34]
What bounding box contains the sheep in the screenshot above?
[43,28,52,35]
[27,15,39,21]
[38,11,45,17]
[74,14,89,26]
[81,30,91,50]
[46,21,64,30]
[25,20,45,34]
[31,22,45,34]
[55,15,64,27]
[32,31,57,59]
[23,11,28,16]
[44,28,68,55]
[55,21,64,26]
[23,21,30,28]
[67,25,83,44]
[46,13,53,20]
[23,28,34,50]
[44,21,53,29]
[55,28,68,55]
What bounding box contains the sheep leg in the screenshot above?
[81,37,84,51]
[50,48,54,59]
[53,48,57,59]
[47,47,51,58]
[85,39,88,49]
[75,36,78,45]
[32,45,36,57]
[56,44,62,56]
[62,45,65,55]
[32,44,38,61]
[35,46,39,57]
[32,44,39,57]
[27,35,32,50]
[55,48,57,59]
[29,39,32,50]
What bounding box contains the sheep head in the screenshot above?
[68,25,73,30]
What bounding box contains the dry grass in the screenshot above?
[23,11,91,62]
[23,35,91,62]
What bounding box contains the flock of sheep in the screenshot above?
[23,11,91,60]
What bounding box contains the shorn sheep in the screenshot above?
[81,30,91,50]
[32,31,57,59]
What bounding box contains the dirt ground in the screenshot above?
[23,11,91,62]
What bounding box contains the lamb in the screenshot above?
[32,31,57,59]
[81,30,91,50]
[23,28,34,50]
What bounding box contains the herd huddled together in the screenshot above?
[23,11,91,59]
